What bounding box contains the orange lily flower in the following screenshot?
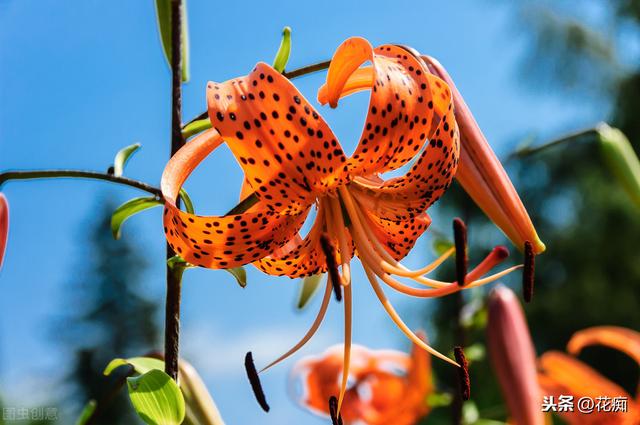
[538,326,640,424]
[291,334,433,425]
[0,193,8,269]
[161,37,525,407]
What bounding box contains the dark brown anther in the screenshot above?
[329,396,343,425]
[454,346,470,401]
[320,234,342,302]
[107,166,115,175]
[523,241,535,303]
[244,351,270,412]
[453,218,468,286]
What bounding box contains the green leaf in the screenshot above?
[297,274,323,309]
[127,369,186,425]
[104,357,165,376]
[111,197,163,239]
[113,143,141,177]
[426,392,452,408]
[179,188,194,214]
[155,0,190,82]
[181,118,212,140]
[272,26,292,73]
[597,123,640,208]
[432,237,453,256]
[225,267,247,288]
[75,400,97,425]
[167,255,193,270]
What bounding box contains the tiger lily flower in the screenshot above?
[162,37,525,409]
[291,334,433,425]
[0,193,8,269]
[538,326,640,424]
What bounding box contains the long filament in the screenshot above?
[337,283,352,413]
[362,263,459,367]
[260,278,333,373]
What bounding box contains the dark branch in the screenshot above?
[0,170,162,197]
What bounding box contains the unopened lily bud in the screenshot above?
[597,123,640,208]
[487,285,545,425]
[0,193,8,269]
[179,359,226,425]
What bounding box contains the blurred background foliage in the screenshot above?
[425,0,640,423]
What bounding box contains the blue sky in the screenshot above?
[0,0,603,423]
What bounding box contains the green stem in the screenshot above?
[513,125,601,158]
[0,170,162,197]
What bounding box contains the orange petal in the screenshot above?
[359,201,432,261]
[421,55,545,254]
[538,352,637,424]
[0,193,8,269]
[348,68,459,220]
[567,326,640,368]
[320,38,451,177]
[207,63,349,215]
[161,129,307,269]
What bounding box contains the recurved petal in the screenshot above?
[207,62,348,215]
[538,352,637,425]
[421,55,545,254]
[0,193,8,269]
[319,38,451,177]
[567,326,640,368]
[161,129,307,269]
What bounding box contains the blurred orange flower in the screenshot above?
[292,334,433,425]
[538,326,640,424]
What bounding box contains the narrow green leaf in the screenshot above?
[155,0,190,82]
[597,123,640,208]
[426,392,452,408]
[272,26,292,73]
[297,274,323,309]
[113,143,141,177]
[225,267,247,288]
[111,197,163,239]
[111,197,162,239]
[181,118,212,140]
[432,237,453,256]
[75,400,97,425]
[178,188,195,214]
[104,357,165,376]
[127,369,186,425]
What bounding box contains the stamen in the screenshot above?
[320,234,342,302]
[337,284,353,412]
[523,241,535,302]
[453,218,468,286]
[454,346,470,401]
[329,197,352,286]
[329,396,344,425]
[260,279,333,373]
[244,351,270,412]
[363,263,459,367]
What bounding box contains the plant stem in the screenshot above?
[513,125,601,158]
[164,0,185,382]
[282,59,331,79]
[0,170,162,197]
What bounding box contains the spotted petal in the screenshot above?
[207,63,349,215]
[162,129,307,269]
[319,37,448,177]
